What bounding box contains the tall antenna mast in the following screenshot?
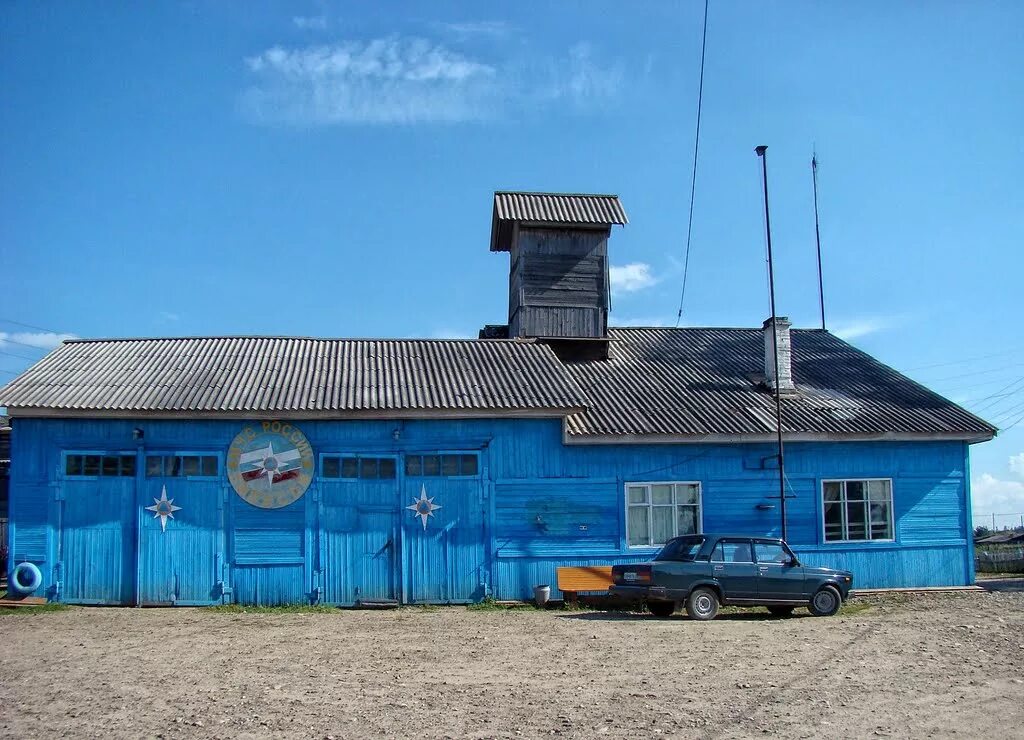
[755,145,788,542]
[812,150,826,330]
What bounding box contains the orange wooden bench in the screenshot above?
[556,566,614,604]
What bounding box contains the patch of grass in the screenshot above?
[207,603,340,614]
[838,601,873,616]
[466,597,539,612]
[0,589,71,614]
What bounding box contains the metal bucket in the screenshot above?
[533,584,551,607]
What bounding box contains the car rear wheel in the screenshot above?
[808,586,841,617]
[685,587,720,621]
[647,600,675,618]
[767,605,795,617]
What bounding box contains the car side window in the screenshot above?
[711,540,753,563]
[755,542,789,564]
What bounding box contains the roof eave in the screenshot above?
[2,406,586,422]
[563,430,997,446]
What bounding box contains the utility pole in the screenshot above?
[755,145,787,541]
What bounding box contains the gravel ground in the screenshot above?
[1,592,1022,739]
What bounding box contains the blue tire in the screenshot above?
[11,562,43,595]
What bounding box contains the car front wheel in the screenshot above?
[685,587,720,621]
[647,600,675,618]
[808,586,842,617]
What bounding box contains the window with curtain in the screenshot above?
[626,482,702,547]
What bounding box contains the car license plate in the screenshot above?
[623,572,638,582]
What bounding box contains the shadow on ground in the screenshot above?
[556,610,808,622]
[978,577,1024,593]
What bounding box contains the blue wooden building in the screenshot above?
[0,192,995,605]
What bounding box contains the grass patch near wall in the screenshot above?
[0,590,70,616]
[207,603,341,615]
[465,597,542,612]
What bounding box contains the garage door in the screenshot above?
[59,453,136,605]
[402,453,487,603]
[318,455,398,605]
[137,453,224,605]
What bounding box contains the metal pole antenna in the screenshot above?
[812,152,826,331]
[755,145,788,541]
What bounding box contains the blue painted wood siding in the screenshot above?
[6,417,973,602]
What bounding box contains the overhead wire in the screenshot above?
[967,375,1024,415]
[990,396,1024,426]
[914,363,1024,384]
[0,349,43,362]
[998,407,1024,432]
[674,0,709,327]
[904,346,1024,372]
[0,317,60,333]
[0,337,53,351]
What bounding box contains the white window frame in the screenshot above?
[625,481,703,548]
[820,478,895,543]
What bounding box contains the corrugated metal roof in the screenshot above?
[0,337,589,415]
[563,328,996,440]
[0,329,995,441]
[493,192,628,226]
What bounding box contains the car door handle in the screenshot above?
[713,565,724,571]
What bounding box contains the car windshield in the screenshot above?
[654,536,705,562]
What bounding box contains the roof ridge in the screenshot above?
[493,190,621,198]
[62,336,540,345]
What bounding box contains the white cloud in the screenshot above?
[610,263,657,293]
[292,16,328,31]
[0,331,77,350]
[436,21,513,39]
[1009,452,1024,477]
[564,42,623,103]
[430,328,475,339]
[972,473,1024,522]
[611,316,672,327]
[240,35,623,126]
[241,37,498,125]
[831,317,899,341]
[158,311,180,322]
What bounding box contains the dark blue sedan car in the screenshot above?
[609,534,853,620]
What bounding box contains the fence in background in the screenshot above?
[975,546,1024,573]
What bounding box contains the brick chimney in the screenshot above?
[763,316,795,392]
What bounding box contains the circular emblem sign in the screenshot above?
[227,421,314,509]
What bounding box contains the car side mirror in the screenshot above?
[786,557,799,567]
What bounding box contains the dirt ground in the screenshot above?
[1,591,1023,739]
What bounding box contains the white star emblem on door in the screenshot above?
[145,485,182,532]
[406,485,442,530]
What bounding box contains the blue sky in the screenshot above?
[2,2,1022,522]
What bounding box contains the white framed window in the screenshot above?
[822,479,893,542]
[626,482,702,547]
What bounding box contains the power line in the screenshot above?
[938,374,1024,396]
[998,406,1024,432]
[0,349,43,362]
[968,375,1024,415]
[0,317,61,334]
[674,0,709,327]
[0,337,52,351]
[904,347,1024,372]
[917,363,1024,384]
[990,397,1024,425]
